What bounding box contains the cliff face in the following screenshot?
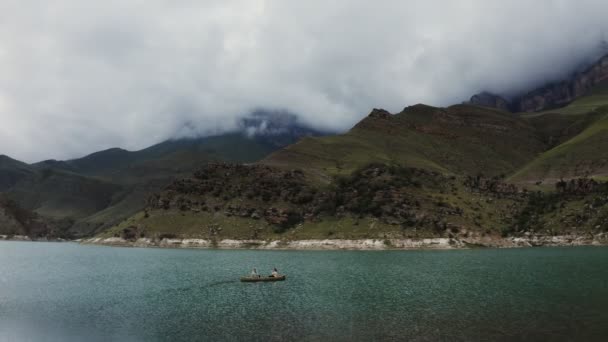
[516,54,608,112]
[468,92,512,112]
[468,54,608,112]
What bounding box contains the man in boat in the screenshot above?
[270,268,279,277]
[250,268,260,278]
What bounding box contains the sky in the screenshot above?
[1,0,608,162]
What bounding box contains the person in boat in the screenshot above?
[270,268,279,277]
[250,268,260,278]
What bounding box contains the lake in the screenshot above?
[0,241,607,341]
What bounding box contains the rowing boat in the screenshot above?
[240,275,286,282]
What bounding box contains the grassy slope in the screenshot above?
[68,134,288,235]
[1,133,294,237]
[39,133,277,183]
[510,83,608,183]
[103,167,525,241]
[7,168,123,219]
[262,104,545,181]
[106,162,608,241]
[530,81,608,116]
[512,113,608,182]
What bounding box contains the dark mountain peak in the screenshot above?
[0,155,29,168]
[467,92,512,112]
[367,108,392,119]
[0,154,18,162]
[34,159,71,168]
[80,147,129,158]
[236,110,325,148]
[401,104,439,115]
[238,110,322,138]
[352,108,397,131]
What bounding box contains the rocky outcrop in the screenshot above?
[367,108,392,119]
[515,54,608,112]
[467,53,608,113]
[468,92,512,111]
[146,163,478,233]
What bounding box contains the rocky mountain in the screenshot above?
[468,53,608,112]
[102,82,608,244]
[468,92,512,112]
[4,56,608,243]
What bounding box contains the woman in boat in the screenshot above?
[270,268,279,277]
[251,268,260,278]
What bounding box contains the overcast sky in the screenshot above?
[1,0,608,162]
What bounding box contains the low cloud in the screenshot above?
[1,0,607,162]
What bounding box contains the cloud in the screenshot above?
[1,0,607,162]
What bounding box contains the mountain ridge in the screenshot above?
[3,57,608,242]
[0,112,324,236]
[103,81,608,243]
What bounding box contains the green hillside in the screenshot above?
[1,128,318,237]
[35,133,279,182]
[262,104,546,181]
[511,83,608,183]
[7,168,123,219]
[105,163,608,243]
[105,93,608,243]
[66,133,312,235]
[511,112,608,182]
[0,194,72,238]
[531,81,608,116]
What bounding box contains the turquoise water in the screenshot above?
[0,242,607,341]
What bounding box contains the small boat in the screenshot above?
[240,275,286,282]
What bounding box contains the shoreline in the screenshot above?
[3,234,607,250]
[0,235,69,243]
[79,233,608,250]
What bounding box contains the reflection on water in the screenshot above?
[0,241,607,341]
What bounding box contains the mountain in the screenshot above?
[35,111,323,182]
[5,56,608,243]
[516,54,608,112]
[0,155,37,190]
[0,112,324,237]
[468,53,608,112]
[261,104,546,180]
[510,84,608,182]
[263,89,608,184]
[106,89,608,244]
